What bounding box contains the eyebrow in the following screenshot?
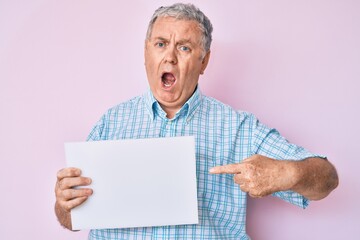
[177,39,194,46]
[152,37,169,43]
[152,37,195,46]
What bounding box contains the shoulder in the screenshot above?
[87,95,145,141]
[105,95,144,117]
[201,94,256,123]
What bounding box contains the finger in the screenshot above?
[249,192,262,198]
[58,188,93,201]
[249,188,272,198]
[57,168,82,181]
[58,177,92,190]
[233,175,251,192]
[233,174,245,185]
[209,163,244,174]
[240,184,250,193]
[61,196,89,212]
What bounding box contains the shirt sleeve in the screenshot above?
[86,114,106,142]
[249,114,326,208]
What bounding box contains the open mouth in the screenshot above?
[161,72,176,89]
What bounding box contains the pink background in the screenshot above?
[0,0,359,239]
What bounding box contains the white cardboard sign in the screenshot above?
[65,136,198,230]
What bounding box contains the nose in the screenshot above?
[164,46,177,64]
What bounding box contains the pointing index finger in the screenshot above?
[209,163,244,174]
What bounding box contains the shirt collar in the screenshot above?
[143,86,202,122]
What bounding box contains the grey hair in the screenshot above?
[146,3,213,53]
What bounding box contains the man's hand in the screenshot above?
[54,167,93,230]
[209,155,297,198]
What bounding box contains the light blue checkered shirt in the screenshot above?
[86,87,318,240]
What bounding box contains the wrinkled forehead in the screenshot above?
[149,17,203,41]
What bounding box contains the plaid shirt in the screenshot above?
[86,87,319,240]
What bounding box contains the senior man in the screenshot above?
[55,3,338,239]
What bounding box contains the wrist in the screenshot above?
[55,201,73,230]
[278,160,301,192]
[286,160,303,192]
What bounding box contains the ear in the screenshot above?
[200,51,211,75]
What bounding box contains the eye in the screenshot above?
[156,42,165,48]
[179,46,190,51]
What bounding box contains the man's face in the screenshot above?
[145,17,210,117]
